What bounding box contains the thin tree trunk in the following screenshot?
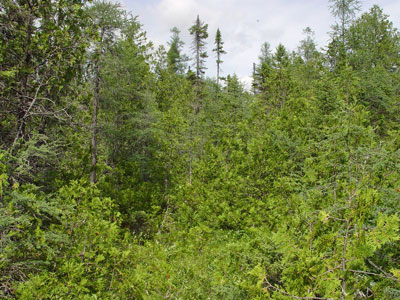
[216,59,220,87]
[13,12,33,147]
[195,41,200,114]
[90,28,105,185]
[252,62,256,95]
[341,218,350,300]
[189,155,192,184]
[195,79,199,114]
[90,65,100,185]
[216,58,220,100]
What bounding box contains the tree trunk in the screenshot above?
[216,60,220,87]
[195,41,200,114]
[216,58,220,101]
[90,65,100,185]
[13,11,33,147]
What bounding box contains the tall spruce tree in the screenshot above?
[189,15,208,113]
[253,42,273,94]
[213,28,226,88]
[258,42,273,65]
[167,27,188,74]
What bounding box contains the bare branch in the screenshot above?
[264,277,334,300]
[367,259,399,282]
[349,269,399,281]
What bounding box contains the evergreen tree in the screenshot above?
[258,42,273,65]
[294,27,322,91]
[328,0,361,67]
[253,42,273,94]
[189,15,208,113]
[329,0,361,43]
[213,28,226,88]
[297,27,318,63]
[346,5,400,130]
[258,44,292,108]
[167,27,188,74]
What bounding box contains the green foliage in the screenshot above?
[347,5,400,131]
[213,28,227,87]
[189,15,209,79]
[1,1,400,299]
[167,27,189,74]
[0,174,137,299]
[329,0,361,43]
[0,0,92,149]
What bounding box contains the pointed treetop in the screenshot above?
[258,42,272,66]
[213,28,226,62]
[167,26,188,74]
[189,15,208,77]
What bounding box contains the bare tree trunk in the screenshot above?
[195,80,199,114]
[216,59,220,87]
[90,27,105,185]
[216,58,220,101]
[195,43,200,114]
[90,65,100,185]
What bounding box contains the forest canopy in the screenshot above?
[0,0,399,299]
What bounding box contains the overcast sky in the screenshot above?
[120,0,400,87]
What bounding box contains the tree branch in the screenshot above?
[349,269,399,281]
[264,277,334,300]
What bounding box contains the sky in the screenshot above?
[119,0,400,88]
